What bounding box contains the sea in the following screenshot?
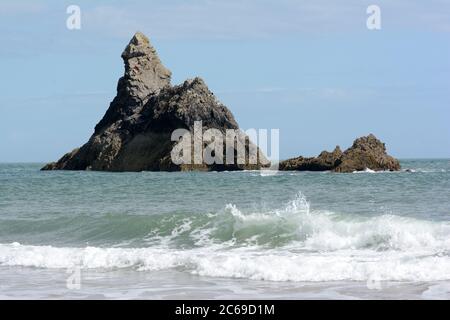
[0,159,449,299]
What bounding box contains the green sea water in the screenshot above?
[0,160,449,298]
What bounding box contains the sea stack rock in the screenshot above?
[334,134,400,173]
[279,134,400,173]
[42,32,267,172]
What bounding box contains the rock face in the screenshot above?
[279,146,343,171]
[279,134,400,173]
[334,134,401,173]
[42,32,267,172]
[95,32,172,132]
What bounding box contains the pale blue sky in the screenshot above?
[0,0,449,162]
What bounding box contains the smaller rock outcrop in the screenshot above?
[334,134,400,173]
[279,134,400,173]
[279,146,342,171]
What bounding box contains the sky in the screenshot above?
[0,0,449,162]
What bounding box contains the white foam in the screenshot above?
[352,168,378,173]
[226,193,450,252]
[2,193,449,283]
[1,242,450,282]
[300,213,450,251]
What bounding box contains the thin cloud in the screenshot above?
[82,0,450,40]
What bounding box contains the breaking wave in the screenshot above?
[1,192,450,282]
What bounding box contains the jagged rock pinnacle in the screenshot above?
[42,32,267,172]
[121,31,172,99]
[94,32,172,132]
[121,32,151,59]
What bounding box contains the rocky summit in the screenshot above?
[279,134,401,173]
[42,32,267,172]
